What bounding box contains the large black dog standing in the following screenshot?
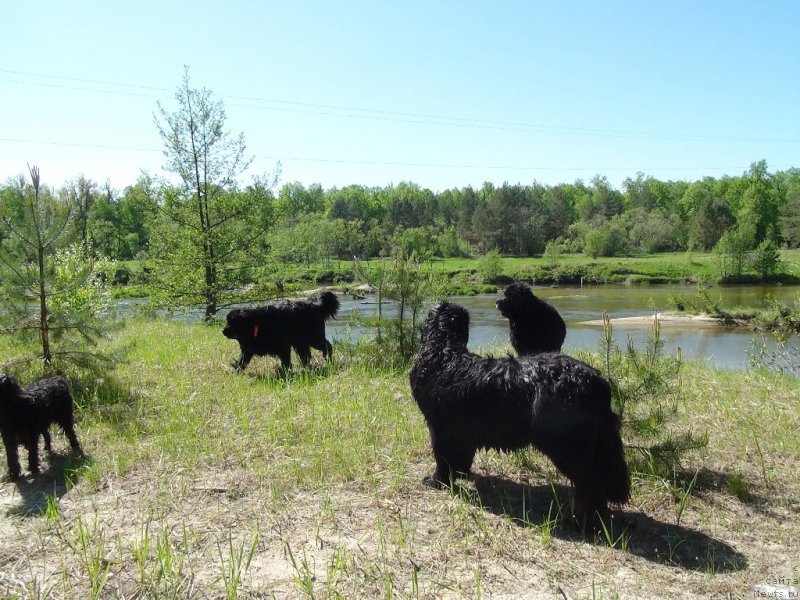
[409,302,629,519]
[0,374,82,481]
[496,282,566,355]
[223,291,340,372]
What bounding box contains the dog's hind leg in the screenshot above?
[309,335,333,362]
[540,434,609,526]
[2,432,22,480]
[573,476,610,526]
[59,418,82,453]
[42,428,53,454]
[556,455,611,529]
[24,433,40,475]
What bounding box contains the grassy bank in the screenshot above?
[109,249,800,300]
[1,320,799,598]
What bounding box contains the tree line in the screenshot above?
[4,160,799,262]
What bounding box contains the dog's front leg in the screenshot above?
[277,348,292,370]
[1,433,21,481]
[427,431,475,486]
[233,348,254,372]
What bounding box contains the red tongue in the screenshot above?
[253,324,259,338]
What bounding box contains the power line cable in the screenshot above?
[2,69,798,144]
[1,136,791,174]
[1,136,794,176]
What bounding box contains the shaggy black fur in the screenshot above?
[223,291,340,371]
[409,301,629,517]
[0,374,82,481]
[496,282,566,355]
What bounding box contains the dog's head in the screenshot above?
[0,373,19,393]
[0,374,22,416]
[223,308,250,340]
[495,282,540,320]
[420,301,470,350]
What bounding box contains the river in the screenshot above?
[115,283,800,373]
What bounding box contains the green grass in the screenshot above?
[0,320,798,598]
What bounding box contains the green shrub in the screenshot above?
[598,313,708,480]
[477,250,504,282]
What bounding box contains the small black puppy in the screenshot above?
[410,301,629,519]
[0,374,82,481]
[223,291,340,371]
[496,282,566,355]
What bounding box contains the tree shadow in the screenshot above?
[672,466,793,518]
[451,474,748,573]
[4,450,93,517]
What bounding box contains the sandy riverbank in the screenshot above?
[581,312,734,328]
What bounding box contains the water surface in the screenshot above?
[328,284,799,372]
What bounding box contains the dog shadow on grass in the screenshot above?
[250,361,338,385]
[4,451,93,517]
[454,474,748,573]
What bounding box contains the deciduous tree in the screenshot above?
[151,68,277,319]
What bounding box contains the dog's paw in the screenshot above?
[423,475,448,489]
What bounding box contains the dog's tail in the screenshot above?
[597,410,631,505]
[318,291,340,320]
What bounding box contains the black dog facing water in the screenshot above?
[409,301,629,519]
[0,374,82,481]
[496,282,566,355]
[223,291,340,371]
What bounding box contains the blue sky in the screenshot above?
[1,1,798,193]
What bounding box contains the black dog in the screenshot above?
[223,291,340,371]
[0,374,82,481]
[409,302,629,518]
[496,282,566,355]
